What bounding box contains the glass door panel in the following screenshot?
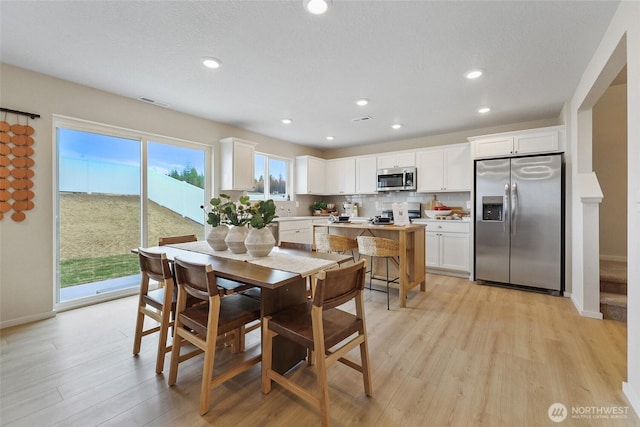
[147,141,206,247]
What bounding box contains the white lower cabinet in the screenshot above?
[424,221,470,276]
[278,218,330,245]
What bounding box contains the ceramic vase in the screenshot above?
[225,225,249,254]
[206,225,228,251]
[245,227,276,257]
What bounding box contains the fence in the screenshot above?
[60,157,205,224]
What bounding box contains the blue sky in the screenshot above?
[58,128,205,175]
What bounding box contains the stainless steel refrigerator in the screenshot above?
[475,154,563,295]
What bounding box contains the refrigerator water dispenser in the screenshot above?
[481,196,503,221]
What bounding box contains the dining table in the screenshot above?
[136,241,351,374]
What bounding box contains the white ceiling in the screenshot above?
[0,1,619,149]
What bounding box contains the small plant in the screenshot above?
[201,193,231,227]
[222,194,253,226]
[249,199,278,229]
[310,200,328,213]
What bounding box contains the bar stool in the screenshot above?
[356,236,399,310]
[316,233,359,262]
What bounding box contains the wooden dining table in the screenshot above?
[136,243,351,373]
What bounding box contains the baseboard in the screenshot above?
[600,255,628,262]
[570,294,604,319]
[623,382,640,419]
[0,310,56,330]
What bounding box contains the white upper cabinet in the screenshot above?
[355,155,378,194]
[325,158,356,195]
[295,155,325,195]
[469,125,564,159]
[416,143,471,192]
[219,137,257,191]
[377,151,415,169]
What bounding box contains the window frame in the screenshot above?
[251,151,293,201]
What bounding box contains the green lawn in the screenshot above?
[60,254,140,287]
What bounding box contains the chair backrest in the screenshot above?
[313,260,366,310]
[356,236,399,257]
[173,257,220,301]
[158,234,198,246]
[138,248,172,283]
[316,234,357,253]
[315,234,332,253]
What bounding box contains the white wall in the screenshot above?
[0,63,322,327]
[566,1,639,416]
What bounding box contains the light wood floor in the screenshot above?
[1,274,637,426]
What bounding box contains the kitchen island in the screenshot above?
[312,222,426,307]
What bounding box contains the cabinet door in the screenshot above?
[325,158,355,195]
[473,136,514,158]
[355,156,378,194]
[296,156,325,194]
[443,144,471,191]
[416,149,444,192]
[220,138,256,190]
[377,153,398,169]
[440,233,470,271]
[377,152,415,169]
[514,131,559,155]
[425,231,440,267]
[395,152,415,167]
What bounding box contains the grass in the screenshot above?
[60,254,140,287]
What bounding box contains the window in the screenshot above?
[249,153,291,200]
[54,117,210,307]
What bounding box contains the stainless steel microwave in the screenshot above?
[376,167,416,191]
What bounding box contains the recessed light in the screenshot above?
[478,107,491,114]
[202,57,222,69]
[326,136,335,141]
[465,69,483,79]
[304,0,330,15]
[355,98,369,107]
[392,123,402,130]
[281,118,292,124]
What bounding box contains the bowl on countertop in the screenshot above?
[424,209,452,218]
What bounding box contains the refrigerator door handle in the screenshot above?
[504,183,509,234]
[511,182,518,235]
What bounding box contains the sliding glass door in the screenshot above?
[55,118,209,307]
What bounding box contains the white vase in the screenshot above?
[225,225,249,254]
[245,227,276,257]
[206,225,228,251]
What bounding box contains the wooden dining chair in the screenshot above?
[168,257,262,416]
[133,248,175,374]
[261,260,372,427]
[158,234,198,246]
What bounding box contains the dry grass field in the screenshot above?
[59,192,202,260]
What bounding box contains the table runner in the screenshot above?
[167,241,338,277]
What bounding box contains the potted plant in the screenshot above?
[202,194,230,251]
[245,199,278,257]
[222,195,252,254]
[310,200,327,214]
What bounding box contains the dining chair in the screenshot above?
[356,235,400,310]
[158,234,198,246]
[133,248,175,374]
[168,257,262,416]
[315,233,359,262]
[261,260,372,427]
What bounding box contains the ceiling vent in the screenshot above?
[137,97,169,108]
[351,116,372,122]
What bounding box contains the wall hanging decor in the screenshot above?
[0,107,40,222]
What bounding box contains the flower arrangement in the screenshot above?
[249,199,278,229]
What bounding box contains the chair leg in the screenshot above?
[315,341,331,427]
[155,306,172,374]
[168,330,182,386]
[261,317,273,394]
[132,305,145,355]
[199,329,217,416]
[386,257,390,311]
[360,334,373,396]
[368,257,373,291]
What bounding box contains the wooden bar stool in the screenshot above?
[356,236,400,310]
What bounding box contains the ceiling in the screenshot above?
[0,1,620,149]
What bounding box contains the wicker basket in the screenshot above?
[356,236,399,257]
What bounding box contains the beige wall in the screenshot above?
[593,83,628,261]
[0,63,321,327]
